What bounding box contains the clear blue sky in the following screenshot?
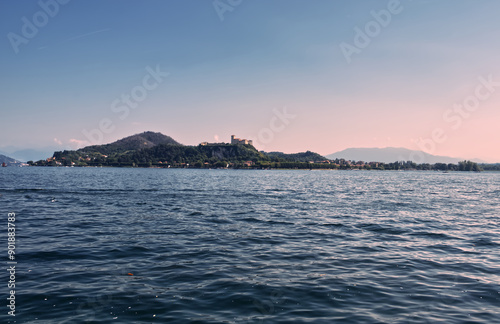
[1,0,499,162]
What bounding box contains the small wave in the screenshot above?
[409,231,456,240]
[240,217,263,223]
[187,211,204,216]
[426,244,467,254]
[358,223,407,235]
[469,238,500,247]
[266,220,294,225]
[0,188,48,193]
[321,223,346,228]
[207,217,232,224]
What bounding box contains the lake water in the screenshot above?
[1,167,499,323]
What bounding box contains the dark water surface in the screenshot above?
[1,167,499,323]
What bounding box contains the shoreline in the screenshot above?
[13,165,491,172]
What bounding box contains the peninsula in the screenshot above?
[28,132,482,171]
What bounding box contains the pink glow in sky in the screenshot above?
[1,1,499,162]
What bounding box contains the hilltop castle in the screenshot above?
[231,135,253,146]
[200,135,253,146]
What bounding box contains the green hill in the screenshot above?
[264,151,327,162]
[479,163,500,171]
[32,132,330,168]
[79,131,180,155]
[128,143,268,166]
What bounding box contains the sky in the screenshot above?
[1,0,499,162]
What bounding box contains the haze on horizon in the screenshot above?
[1,0,499,162]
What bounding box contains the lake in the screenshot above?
[1,167,499,323]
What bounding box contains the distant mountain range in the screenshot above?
[326,147,486,164]
[0,148,59,162]
[0,154,21,166]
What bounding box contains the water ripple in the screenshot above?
[1,168,499,323]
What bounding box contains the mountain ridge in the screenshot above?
[326,147,485,164]
[0,154,21,165]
